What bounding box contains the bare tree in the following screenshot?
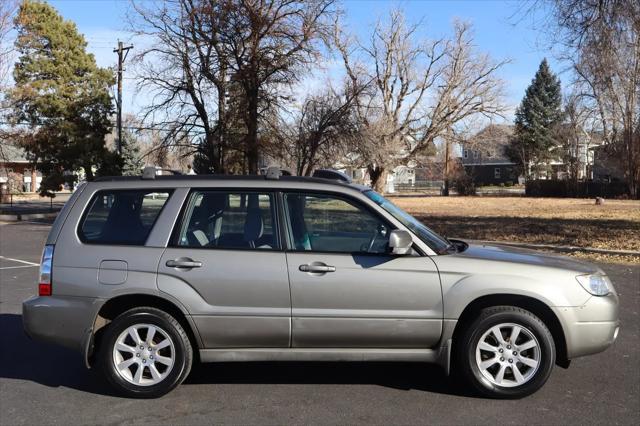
[558,93,597,189]
[0,0,15,88]
[528,0,640,197]
[219,0,336,173]
[269,79,364,176]
[335,11,508,192]
[130,0,230,173]
[130,0,335,174]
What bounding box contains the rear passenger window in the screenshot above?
[176,191,276,250]
[79,190,171,245]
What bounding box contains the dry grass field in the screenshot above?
[391,196,640,257]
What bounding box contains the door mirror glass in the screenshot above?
[389,229,413,255]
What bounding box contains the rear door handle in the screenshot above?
[166,258,203,269]
[299,264,336,273]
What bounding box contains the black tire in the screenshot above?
[456,306,555,398]
[99,307,193,398]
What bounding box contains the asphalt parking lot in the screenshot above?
[0,221,638,425]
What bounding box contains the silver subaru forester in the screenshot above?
[22,168,620,398]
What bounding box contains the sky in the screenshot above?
[45,0,564,124]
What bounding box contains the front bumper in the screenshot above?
[553,292,620,359]
[22,295,103,353]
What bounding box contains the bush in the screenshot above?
[454,175,476,195]
[505,181,514,187]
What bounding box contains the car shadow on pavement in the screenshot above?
[184,361,475,397]
[0,314,116,396]
[1,313,475,398]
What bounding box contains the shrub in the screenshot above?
[454,175,476,195]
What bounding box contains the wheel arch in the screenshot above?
[451,294,569,369]
[86,293,202,368]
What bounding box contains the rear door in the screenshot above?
[283,192,443,348]
[53,188,172,299]
[158,189,291,348]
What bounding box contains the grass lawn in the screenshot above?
[391,196,640,263]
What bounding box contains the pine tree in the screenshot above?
[508,59,562,179]
[8,0,115,195]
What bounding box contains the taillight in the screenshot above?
[38,245,54,296]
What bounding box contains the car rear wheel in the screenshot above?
[457,306,555,398]
[99,307,193,398]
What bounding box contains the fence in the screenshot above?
[393,181,444,193]
[525,180,630,198]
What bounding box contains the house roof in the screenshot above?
[0,143,30,164]
[461,124,515,166]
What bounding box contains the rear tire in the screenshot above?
[99,307,193,398]
[456,306,555,398]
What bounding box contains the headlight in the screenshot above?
[576,274,612,296]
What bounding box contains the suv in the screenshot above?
[23,168,619,398]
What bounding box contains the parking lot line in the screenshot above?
[0,264,39,270]
[0,256,40,267]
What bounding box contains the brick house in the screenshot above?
[0,143,41,194]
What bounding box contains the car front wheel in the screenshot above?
[99,307,193,398]
[458,306,555,398]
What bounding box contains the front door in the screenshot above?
[158,190,290,348]
[283,192,442,348]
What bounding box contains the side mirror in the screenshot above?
[389,229,413,255]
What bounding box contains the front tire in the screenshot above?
[99,307,193,398]
[457,306,555,398]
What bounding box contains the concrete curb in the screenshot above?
[0,212,59,222]
[463,239,640,256]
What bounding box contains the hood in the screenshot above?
[454,243,601,274]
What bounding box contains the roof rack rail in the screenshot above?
[142,166,183,180]
[312,169,352,183]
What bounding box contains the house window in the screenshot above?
[494,168,501,179]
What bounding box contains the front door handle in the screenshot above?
[166,258,203,269]
[299,263,336,273]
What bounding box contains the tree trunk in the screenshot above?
[31,169,37,193]
[442,137,450,196]
[84,164,94,181]
[368,165,387,193]
[246,91,260,174]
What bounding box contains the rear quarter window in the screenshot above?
[79,189,171,245]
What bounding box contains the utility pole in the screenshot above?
[113,41,133,155]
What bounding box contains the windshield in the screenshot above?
[364,190,452,254]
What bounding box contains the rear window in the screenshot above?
[79,190,171,245]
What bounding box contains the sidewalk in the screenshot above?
[0,193,70,214]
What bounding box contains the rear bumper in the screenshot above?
[553,292,620,359]
[22,295,103,353]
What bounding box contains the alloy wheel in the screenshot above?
[475,322,541,387]
[112,323,175,386]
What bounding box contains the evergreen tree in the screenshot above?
[120,128,143,176]
[8,0,115,195]
[507,59,562,179]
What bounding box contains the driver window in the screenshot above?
[284,193,390,254]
